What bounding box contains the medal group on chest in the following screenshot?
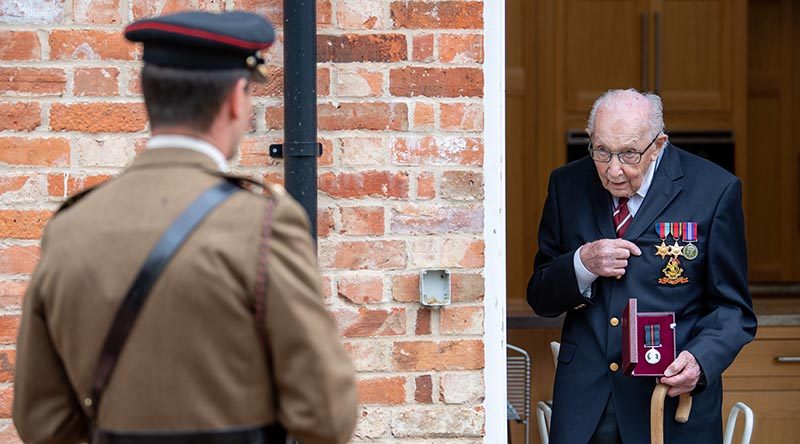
[654,222,698,285]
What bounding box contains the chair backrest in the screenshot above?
[536,401,552,444]
[723,402,754,444]
[550,341,560,369]
[507,344,531,422]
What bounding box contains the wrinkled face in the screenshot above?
[591,108,664,198]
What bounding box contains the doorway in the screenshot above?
[505,2,800,444]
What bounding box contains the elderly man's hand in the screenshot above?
[579,239,641,277]
[660,351,702,397]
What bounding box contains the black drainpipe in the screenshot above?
[274,0,319,240]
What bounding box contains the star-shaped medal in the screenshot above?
[668,240,684,258]
[654,241,671,259]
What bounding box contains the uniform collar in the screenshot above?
[146,134,229,172]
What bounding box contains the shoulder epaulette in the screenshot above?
[204,169,283,197]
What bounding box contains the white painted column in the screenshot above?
[483,0,507,442]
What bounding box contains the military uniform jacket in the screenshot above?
[527,145,757,444]
[13,148,358,444]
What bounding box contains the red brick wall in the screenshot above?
[0,1,486,441]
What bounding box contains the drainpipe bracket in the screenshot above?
[269,142,322,159]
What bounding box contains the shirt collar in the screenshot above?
[146,135,229,172]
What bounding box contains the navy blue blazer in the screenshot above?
[527,145,757,444]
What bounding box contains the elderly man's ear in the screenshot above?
[652,133,669,160]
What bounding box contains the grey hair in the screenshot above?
[586,88,665,139]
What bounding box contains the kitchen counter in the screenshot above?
[508,294,800,329]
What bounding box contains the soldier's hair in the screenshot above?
[586,88,665,139]
[141,64,251,132]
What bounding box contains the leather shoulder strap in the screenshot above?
[87,180,241,422]
[55,185,103,215]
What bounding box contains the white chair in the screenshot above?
[534,341,560,444]
[535,401,552,444]
[549,341,560,369]
[723,402,754,444]
[507,344,532,444]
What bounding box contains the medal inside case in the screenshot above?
[622,298,677,377]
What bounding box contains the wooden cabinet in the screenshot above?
[658,0,735,114]
[744,0,800,282]
[723,326,800,443]
[562,0,645,114]
[505,0,540,304]
[560,0,742,127]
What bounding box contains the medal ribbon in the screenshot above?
[670,222,683,241]
[644,324,661,347]
[682,222,697,242]
[655,222,670,240]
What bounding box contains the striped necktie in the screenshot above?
[613,197,632,238]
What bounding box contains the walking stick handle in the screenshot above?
[675,393,692,423]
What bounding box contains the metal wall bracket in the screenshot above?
[269,142,323,158]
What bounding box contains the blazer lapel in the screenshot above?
[589,173,616,239]
[623,145,684,242]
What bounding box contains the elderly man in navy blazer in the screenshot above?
[527,89,757,444]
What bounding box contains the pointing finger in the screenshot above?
[614,248,631,259]
[615,239,642,256]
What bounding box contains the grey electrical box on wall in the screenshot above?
[419,269,451,306]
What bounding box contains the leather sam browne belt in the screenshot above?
[93,424,285,444]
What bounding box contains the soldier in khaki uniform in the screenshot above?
[13,11,358,444]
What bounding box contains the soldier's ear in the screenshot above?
[228,77,250,120]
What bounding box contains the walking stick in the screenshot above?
[650,383,692,444]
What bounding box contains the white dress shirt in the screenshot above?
[573,147,666,297]
[146,134,229,172]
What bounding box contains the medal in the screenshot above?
[682,222,699,260]
[654,223,671,259]
[645,348,661,365]
[669,240,683,258]
[644,324,662,364]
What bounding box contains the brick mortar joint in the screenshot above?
[2,59,485,72]
[330,299,484,309]
[324,268,483,277]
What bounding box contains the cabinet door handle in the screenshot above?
[641,12,649,91]
[654,12,662,95]
[776,356,800,363]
